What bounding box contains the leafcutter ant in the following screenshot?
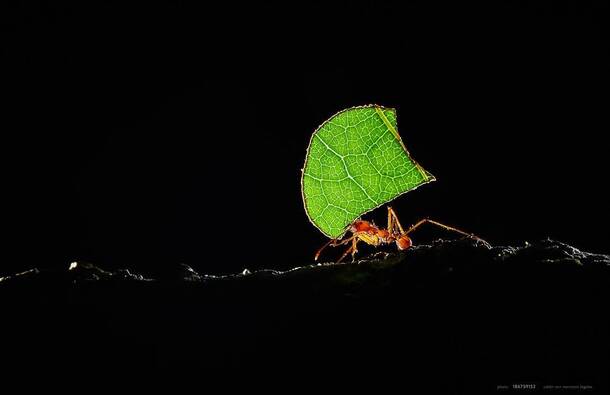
[315,206,483,262]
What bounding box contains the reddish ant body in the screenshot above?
[315,206,481,262]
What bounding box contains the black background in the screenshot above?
[2,1,609,392]
[3,1,608,276]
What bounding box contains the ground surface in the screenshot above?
[1,238,608,393]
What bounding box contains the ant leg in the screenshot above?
[387,207,394,235]
[337,236,361,263]
[336,245,354,263]
[350,236,360,261]
[405,218,483,241]
[315,235,354,261]
[387,206,406,235]
[315,239,335,261]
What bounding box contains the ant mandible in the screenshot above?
[315,206,483,263]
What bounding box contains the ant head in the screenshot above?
[396,235,412,250]
[351,220,372,233]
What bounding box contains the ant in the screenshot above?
[315,206,483,262]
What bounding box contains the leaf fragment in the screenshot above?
[301,105,435,238]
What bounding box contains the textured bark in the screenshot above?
[1,239,608,392]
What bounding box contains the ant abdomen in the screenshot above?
[396,235,412,250]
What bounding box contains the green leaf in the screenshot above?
[301,105,435,238]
